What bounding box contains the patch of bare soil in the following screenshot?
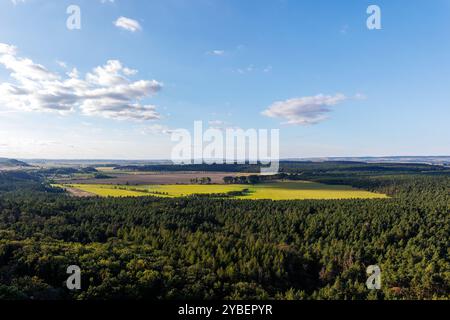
[60,171,255,185]
[64,186,96,197]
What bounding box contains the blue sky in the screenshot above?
[0,0,449,159]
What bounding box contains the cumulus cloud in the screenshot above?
[0,43,163,121]
[262,94,347,125]
[114,17,142,32]
[0,43,17,55]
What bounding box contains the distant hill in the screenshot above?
[24,156,450,168]
[283,156,450,166]
[0,158,31,168]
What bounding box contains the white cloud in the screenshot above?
[11,0,26,5]
[123,67,138,76]
[56,60,67,69]
[206,120,243,132]
[234,64,272,74]
[340,24,349,34]
[114,17,142,32]
[263,65,272,73]
[0,43,17,55]
[141,124,173,135]
[11,0,112,6]
[262,94,347,125]
[67,67,79,79]
[208,120,226,127]
[236,65,254,74]
[354,93,367,100]
[207,50,225,56]
[0,43,163,121]
[208,120,234,130]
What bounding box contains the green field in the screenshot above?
[59,181,388,200]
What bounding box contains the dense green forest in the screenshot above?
[0,163,449,300]
[115,161,449,175]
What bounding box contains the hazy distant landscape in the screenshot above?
[11,156,450,168]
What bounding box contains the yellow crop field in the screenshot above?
[235,182,388,200]
[56,184,150,197]
[58,181,388,200]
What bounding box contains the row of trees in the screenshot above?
[223,173,304,184]
[190,177,212,184]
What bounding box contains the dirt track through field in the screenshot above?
[64,186,96,197]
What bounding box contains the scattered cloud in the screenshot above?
[0,43,17,55]
[0,43,163,121]
[206,120,242,131]
[208,120,226,127]
[340,24,349,34]
[56,60,67,69]
[11,0,26,5]
[236,65,254,74]
[141,124,173,135]
[235,64,272,74]
[263,65,272,73]
[208,120,231,130]
[114,16,142,32]
[207,50,225,56]
[262,94,347,125]
[354,93,367,100]
[206,45,248,58]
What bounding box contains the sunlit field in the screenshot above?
[59,181,388,200]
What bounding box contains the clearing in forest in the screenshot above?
[58,181,388,200]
